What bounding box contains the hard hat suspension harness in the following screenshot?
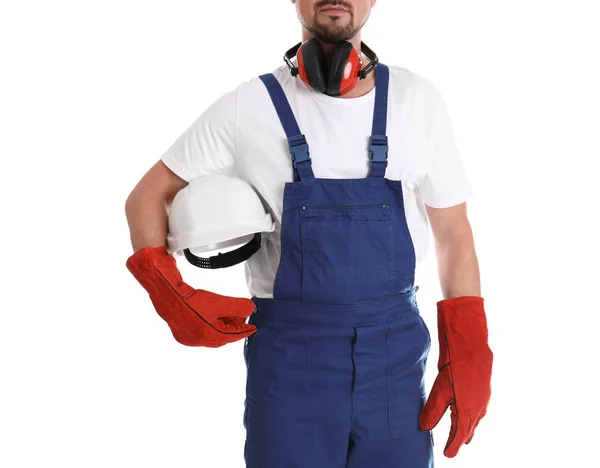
[183,232,262,269]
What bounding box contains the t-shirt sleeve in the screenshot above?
[417,81,474,209]
[160,88,238,183]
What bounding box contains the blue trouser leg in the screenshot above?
[345,319,434,468]
[346,431,433,467]
[244,319,354,468]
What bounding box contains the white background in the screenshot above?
[1,0,599,466]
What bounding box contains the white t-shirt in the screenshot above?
[160,64,474,298]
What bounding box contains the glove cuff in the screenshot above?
[435,295,492,367]
[437,295,484,315]
[127,245,170,265]
[126,245,192,297]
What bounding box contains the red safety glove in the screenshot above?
[126,245,256,348]
[419,296,493,458]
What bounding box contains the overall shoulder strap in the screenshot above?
[259,74,315,181]
[369,63,390,178]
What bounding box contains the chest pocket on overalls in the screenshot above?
[299,204,397,304]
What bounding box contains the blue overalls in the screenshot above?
[243,63,434,468]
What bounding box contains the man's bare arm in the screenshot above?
[125,160,189,252]
[426,202,481,298]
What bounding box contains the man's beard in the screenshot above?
[304,17,359,44]
[300,2,363,44]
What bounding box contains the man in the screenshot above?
[125,1,493,467]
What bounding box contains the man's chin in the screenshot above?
[313,25,352,39]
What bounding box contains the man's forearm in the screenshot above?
[434,226,481,299]
[125,192,170,253]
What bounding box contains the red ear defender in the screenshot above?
[284,39,379,97]
[295,44,317,92]
[337,45,362,95]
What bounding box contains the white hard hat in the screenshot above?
[167,174,275,268]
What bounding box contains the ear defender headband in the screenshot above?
[284,39,379,96]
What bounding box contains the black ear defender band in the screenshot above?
[183,233,262,269]
[283,42,304,77]
[355,42,379,79]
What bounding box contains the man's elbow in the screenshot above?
[125,160,189,215]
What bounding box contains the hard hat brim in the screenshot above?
[167,213,275,257]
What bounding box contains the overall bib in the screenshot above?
[243,64,434,468]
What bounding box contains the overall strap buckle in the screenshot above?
[289,134,311,166]
[369,134,388,177]
[288,134,314,180]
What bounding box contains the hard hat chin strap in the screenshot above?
[183,233,262,269]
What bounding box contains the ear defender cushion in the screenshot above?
[297,38,327,93]
[328,42,361,96]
